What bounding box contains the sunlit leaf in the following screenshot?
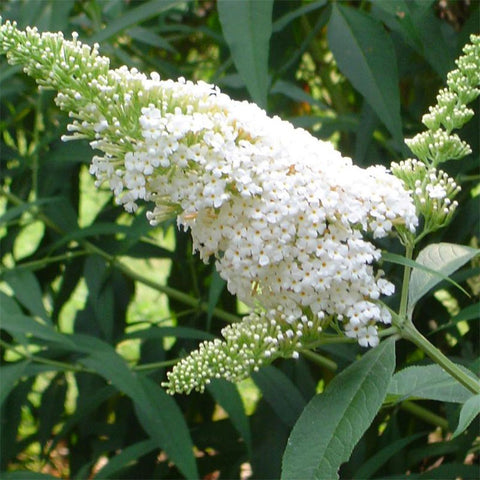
[388,364,476,404]
[408,243,479,312]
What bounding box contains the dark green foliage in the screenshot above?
[0,1,478,478]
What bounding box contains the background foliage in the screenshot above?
[0,1,478,479]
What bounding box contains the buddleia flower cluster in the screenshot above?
[0,19,418,394]
[392,34,480,242]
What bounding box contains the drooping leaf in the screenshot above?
[207,379,252,455]
[252,366,306,428]
[408,243,479,312]
[281,337,396,480]
[452,394,480,438]
[217,0,273,107]
[387,364,476,404]
[328,3,402,143]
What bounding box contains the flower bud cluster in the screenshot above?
[163,307,326,394]
[405,34,479,167]
[0,20,418,392]
[406,129,471,166]
[391,159,460,234]
[394,34,478,241]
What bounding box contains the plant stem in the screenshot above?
[401,319,480,395]
[398,243,414,324]
[400,400,449,430]
[300,349,337,372]
[0,339,90,373]
[133,359,179,371]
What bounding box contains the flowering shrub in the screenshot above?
[0,2,479,479]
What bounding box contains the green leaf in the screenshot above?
[3,269,49,322]
[328,4,402,142]
[217,0,273,107]
[0,360,29,407]
[133,376,198,480]
[430,302,480,334]
[382,251,469,299]
[84,255,114,340]
[417,463,479,479]
[38,373,68,447]
[252,366,306,427]
[370,0,423,51]
[207,379,252,455]
[0,197,60,224]
[271,79,328,110]
[452,394,480,438]
[72,335,198,479]
[408,243,479,312]
[272,0,327,32]
[46,385,116,456]
[93,439,158,479]
[0,312,76,348]
[90,0,185,43]
[281,337,396,480]
[127,26,177,53]
[387,364,475,404]
[48,223,135,253]
[352,431,426,479]
[0,291,23,316]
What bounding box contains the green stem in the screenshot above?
[401,319,480,395]
[0,250,87,273]
[400,400,449,430]
[300,349,337,372]
[133,359,179,371]
[0,339,90,373]
[398,243,414,324]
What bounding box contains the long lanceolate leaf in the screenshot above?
[217,0,273,108]
[328,4,403,144]
[281,337,396,480]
